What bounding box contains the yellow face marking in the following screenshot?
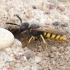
[55,35,60,40]
[51,34,56,39]
[46,33,51,38]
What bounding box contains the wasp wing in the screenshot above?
[31,27,66,35]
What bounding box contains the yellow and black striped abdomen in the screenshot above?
[44,32,67,41]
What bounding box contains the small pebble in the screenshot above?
[51,46,57,52]
[22,50,35,59]
[3,54,15,62]
[39,18,47,24]
[58,47,64,52]
[3,67,7,70]
[61,23,68,27]
[37,0,44,10]
[47,4,55,10]
[52,21,60,26]
[25,13,30,18]
[35,56,42,63]
[14,39,22,47]
[14,54,21,60]
[23,56,27,61]
[23,66,31,70]
[0,60,5,69]
[0,28,14,49]
[32,5,36,9]
[57,6,65,11]
[65,46,70,52]
[31,64,39,70]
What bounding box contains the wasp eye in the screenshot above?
[20,22,29,32]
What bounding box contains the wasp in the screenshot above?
[6,14,67,56]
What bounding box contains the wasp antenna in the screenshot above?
[14,14,22,23]
[6,22,20,27]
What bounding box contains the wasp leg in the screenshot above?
[26,36,35,46]
[21,38,29,41]
[40,35,50,56]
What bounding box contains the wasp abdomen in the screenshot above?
[44,32,56,39]
[44,32,67,41]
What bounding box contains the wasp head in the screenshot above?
[20,22,29,32]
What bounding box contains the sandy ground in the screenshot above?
[0,0,70,70]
